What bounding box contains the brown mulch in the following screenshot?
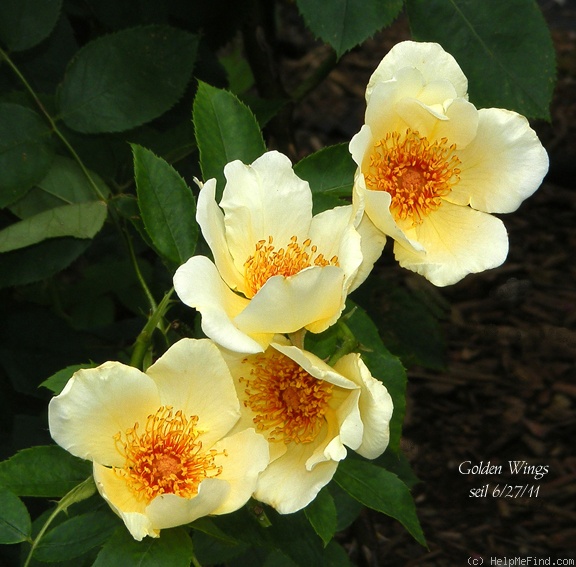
[275,3,576,565]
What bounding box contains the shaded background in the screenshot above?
[0,1,572,565]
[276,0,576,564]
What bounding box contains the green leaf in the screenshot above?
[192,529,248,566]
[376,449,420,489]
[40,363,97,395]
[35,509,118,562]
[295,0,403,58]
[132,144,198,266]
[406,0,555,119]
[374,284,447,370]
[263,550,298,567]
[193,81,266,193]
[0,0,62,52]
[0,103,54,208]
[0,201,107,253]
[9,156,110,219]
[58,25,199,133]
[334,459,426,547]
[93,527,194,567]
[328,483,364,531]
[304,487,337,547]
[0,488,31,544]
[0,238,90,289]
[344,302,407,452]
[0,446,91,497]
[190,517,240,545]
[294,143,355,214]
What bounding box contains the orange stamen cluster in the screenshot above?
[113,406,223,503]
[241,352,333,444]
[244,235,339,297]
[366,129,461,224]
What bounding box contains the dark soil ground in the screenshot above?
[275,2,576,565]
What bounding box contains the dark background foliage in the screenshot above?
[0,0,571,565]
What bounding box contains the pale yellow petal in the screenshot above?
[365,67,424,140]
[234,265,346,335]
[196,177,247,294]
[49,364,160,467]
[356,177,425,253]
[347,212,386,292]
[367,41,468,100]
[146,479,230,530]
[146,339,240,447]
[448,108,549,213]
[253,438,339,514]
[271,342,357,390]
[93,463,156,541]
[210,428,270,515]
[173,255,268,353]
[308,205,363,292]
[333,354,393,459]
[220,152,313,275]
[394,201,509,286]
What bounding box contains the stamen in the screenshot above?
[243,235,339,297]
[365,129,461,225]
[113,406,224,503]
[240,352,333,444]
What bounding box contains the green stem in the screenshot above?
[130,288,174,370]
[24,477,96,567]
[126,231,158,312]
[0,48,106,203]
[327,320,359,366]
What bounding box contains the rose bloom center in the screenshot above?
[113,406,223,503]
[243,235,339,297]
[365,129,461,225]
[241,352,334,444]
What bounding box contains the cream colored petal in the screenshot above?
[448,108,549,213]
[355,177,424,253]
[219,151,313,275]
[394,201,509,286]
[270,342,357,390]
[146,479,230,530]
[439,97,479,148]
[210,428,270,515]
[328,386,363,453]
[417,78,458,106]
[365,67,424,140]
[347,212,386,293]
[196,177,247,294]
[394,96,449,138]
[234,265,346,335]
[173,255,269,353]
[367,41,468,100]
[48,364,160,467]
[333,354,393,459]
[349,124,374,173]
[253,438,339,514]
[93,463,156,540]
[308,205,362,290]
[146,339,240,447]
[393,96,478,148]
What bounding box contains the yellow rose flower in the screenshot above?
[48,339,269,540]
[218,336,393,514]
[174,150,385,353]
[350,41,549,286]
